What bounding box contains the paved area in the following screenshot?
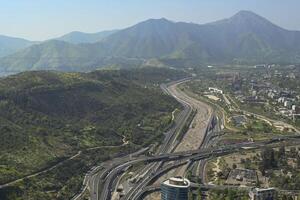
[151,81,213,193]
[169,83,213,153]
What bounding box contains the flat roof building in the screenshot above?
[249,188,276,200]
[161,177,190,200]
[208,87,223,94]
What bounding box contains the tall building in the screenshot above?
[161,177,190,200]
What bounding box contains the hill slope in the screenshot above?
[0,68,185,199]
[0,35,35,58]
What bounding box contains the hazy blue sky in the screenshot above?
[1,0,300,40]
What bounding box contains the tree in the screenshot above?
[261,147,277,170]
[259,163,266,176]
[278,145,286,158]
[197,188,202,200]
[186,170,193,181]
[297,155,300,168]
[290,147,297,158]
[188,189,193,200]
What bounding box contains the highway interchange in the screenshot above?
[72,78,300,200]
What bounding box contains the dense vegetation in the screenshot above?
[208,188,249,200]
[0,67,186,199]
[260,146,300,190]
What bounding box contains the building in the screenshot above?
[278,97,285,103]
[254,64,266,69]
[249,188,276,200]
[161,177,190,200]
[208,87,223,94]
[284,101,292,108]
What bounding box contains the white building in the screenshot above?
[284,101,292,108]
[249,188,276,200]
[278,97,285,103]
[161,177,191,200]
[208,87,223,94]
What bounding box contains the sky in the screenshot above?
[1,0,300,41]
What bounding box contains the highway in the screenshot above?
[85,131,299,200]
[90,78,194,200]
[99,136,300,199]
[120,79,195,200]
[97,77,217,200]
[74,78,300,200]
[194,114,222,184]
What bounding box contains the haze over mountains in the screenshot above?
[0,35,35,58]
[1,10,300,74]
[56,30,119,44]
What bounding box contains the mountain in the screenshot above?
[196,10,300,63]
[95,18,201,58]
[90,11,300,63]
[0,30,117,59]
[0,35,35,58]
[0,39,149,74]
[1,11,300,74]
[56,30,118,44]
[0,40,94,73]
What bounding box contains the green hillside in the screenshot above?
[0,68,186,199]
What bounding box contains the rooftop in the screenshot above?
[162,177,190,188]
[252,187,276,192]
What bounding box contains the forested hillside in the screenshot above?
[0,68,186,200]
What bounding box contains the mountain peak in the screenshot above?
[141,18,174,25]
[234,10,261,17]
[212,10,284,32]
[230,10,269,23]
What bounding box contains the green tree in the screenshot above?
[188,189,193,200]
[278,145,286,158]
[197,188,202,200]
[261,147,277,170]
[290,147,297,158]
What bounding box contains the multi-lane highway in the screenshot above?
[73,78,300,200]
[86,78,194,200]
[97,78,239,200]
[119,79,196,200]
[97,135,300,199]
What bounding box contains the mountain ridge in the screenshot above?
[0,35,36,58]
[1,11,300,74]
[56,30,118,44]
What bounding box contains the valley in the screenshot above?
[1,3,300,200]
